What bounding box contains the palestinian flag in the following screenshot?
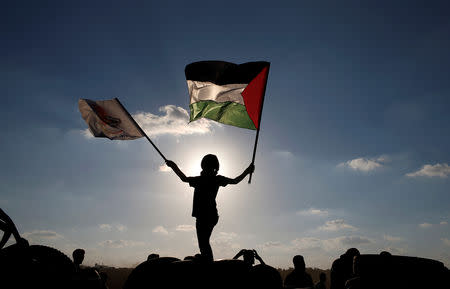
[185,61,270,130]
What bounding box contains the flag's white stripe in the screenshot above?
[187,80,246,105]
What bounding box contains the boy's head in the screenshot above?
[72,248,85,265]
[201,154,219,175]
[293,255,306,272]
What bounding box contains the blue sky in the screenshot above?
[1,0,449,268]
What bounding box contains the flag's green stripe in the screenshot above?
[190,100,256,130]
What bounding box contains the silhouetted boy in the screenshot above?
[233,249,265,266]
[166,154,254,262]
[330,248,360,289]
[284,255,313,288]
[73,248,85,272]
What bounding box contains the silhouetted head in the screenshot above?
[345,248,360,258]
[147,253,159,261]
[73,248,85,265]
[242,249,255,266]
[319,272,326,282]
[293,255,306,272]
[380,251,391,257]
[201,154,219,176]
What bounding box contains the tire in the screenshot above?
[123,257,180,289]
[2,245,74,289]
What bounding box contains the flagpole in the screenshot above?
[114,98,167,162]
[248,64,270,184]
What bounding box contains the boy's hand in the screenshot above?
[165,160,176,169]
[246,164,255,174]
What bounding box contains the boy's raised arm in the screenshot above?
[166,160,188,182]
[228,164,255,185]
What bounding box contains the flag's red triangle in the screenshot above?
[241,65,270,129]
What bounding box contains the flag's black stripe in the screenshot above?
[185,61,269,85]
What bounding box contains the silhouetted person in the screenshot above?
[315,272,327,289]
[330,248,360,289]
[73,248,85,272]
[147,253,159,261]
[233,249,266,266]
[166,155,254,262]
[0,208,28,250]
[284,255,313,288]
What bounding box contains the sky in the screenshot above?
[1,0,449,269]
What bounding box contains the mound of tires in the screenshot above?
[124,258,283,289]
[346,254,449,289]
[1,245,75,289]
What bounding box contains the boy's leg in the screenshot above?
[196,216,218,261]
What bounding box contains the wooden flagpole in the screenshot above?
[114,98,167,162]
[248,64,270,184]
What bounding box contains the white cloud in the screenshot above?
[133,105,214,137]
[442,238,450,246]
[23,230,63,240]
[440,221,448,226]
[81,129,94,139]
[406,163,450,178]
[99,240,147,248]
[152,226,169,235]
[319,219,357,231]
[291,237,323,250]
[338,157,384,172]
[99,224,113,232]
[211,232,240,256]
[419,223,432,228]
[383,235,403,242]
[296,208,329,217]
[292,235,372,252]
[116,224,127,232]
[159,165,171,172]
[331,236,372,247]
[259,241,283,249]
[175,224,195,232]
[99,223,127,232]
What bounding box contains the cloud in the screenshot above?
[419,222,433,228]
[338,157,385,172]
[292,236,372,252]
[383,235,403,242]
[211,232,240,255]
[259,241,283,249]
[23,230,63,240]
[442,238,450,246]
[99,224,127,232]
[99,224,113,232]
[133,105,214,137]
[440,221,448,225]
[296,208,329,217]
[319,219,357,231]
[406,163,450,178]
[99,240,147,248]
[332,236,372,247]
[175,224,195,232]
[152,226,169,235]
[291,237,323,250]
[80,129,94,139]
[159,165,171,172]
[116,224,127,232]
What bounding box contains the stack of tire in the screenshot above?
[346,254,449,289]
[1,245,74,289]
[123,258,282,289]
